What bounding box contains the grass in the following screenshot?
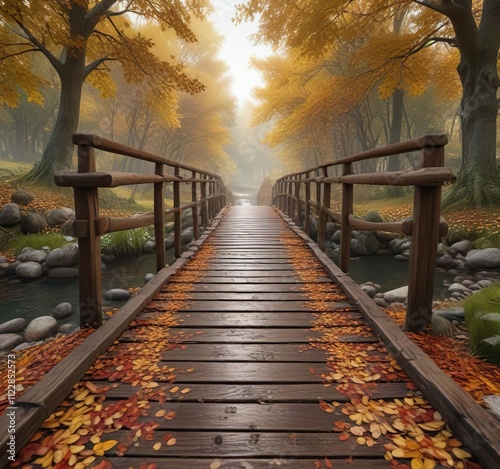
[5,233,68,255]
[463,284,500,364]
[101,227,150,257]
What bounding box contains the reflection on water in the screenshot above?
[0,252,454,324]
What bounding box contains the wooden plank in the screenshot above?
[207,258,292,264]
[120,328,325,343]
[101,382,413,402]
[97,458,390,469]
[184,263,299,270]
[96,431,386,458]
[170,277,333,284]
[158,344,327,362]
[153,300,350,312]
[164,284,307,293]
[155,292,314,300]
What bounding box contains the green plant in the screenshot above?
[6,233,68,255]
[101,227,150,257]
[463,284,500,364]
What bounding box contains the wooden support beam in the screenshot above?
[154,163,166,272]
[54,171,177,187]
[340,163,353,273]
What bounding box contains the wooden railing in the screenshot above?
[273,134,455,332]
[55,134,230,329]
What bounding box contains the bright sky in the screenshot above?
[209,0,272,107]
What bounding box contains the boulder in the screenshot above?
[331,230,342,244]
[45,208,70,226]
[181,227,194,245]
[61,220,75,237]
[60,207,75,219]
[105,288,131,301]
[431,314,454,337]
[24,316,58,341]
[46,243,79,268]
[450,240,473,254]
[47,267,79,279]
[11,189,34,205]
[464,248,500,270]
[0,318,28,334]
[53,302,73,320]
[361,284,377,298]
[16,261,43,279]
[20,212,47,234]
[145,240,156,253]
[436,254,454,269]
[374,297,388,307]
[0,333,24,351]
[477,279,496,288]
[434,307,465,323]
[388,238,406,255]
[0,203,21,226]
[383,285,408,304]
[375,231,400,245]
[5,261,20,277]
[144,273,155,283]
[356,232,379,256]
[165,234,175,250]
[59,323,78,334]
[325,222,336,241]
[17,248,47,263]
[448,283,471,294]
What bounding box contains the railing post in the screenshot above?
[154,163,165,271]
[294,175,301,226]
[304,172,311,237]
[74,142,102,328]
[405,145,445,332]
[208,181,214,220]
[318,168,331,250]
[192,170,199,240]
[287,179,293,218]
[173,167,182,258]
[340,163,353,273]
[201,176,208,229]
[315,173,321,218]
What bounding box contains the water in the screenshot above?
[0,252,454,325]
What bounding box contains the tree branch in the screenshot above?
[84,56,114,78]
[0,48,40,60]
[86,0,119,28]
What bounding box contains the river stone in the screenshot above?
[464,248,500,270]
[48,267,79,278]
[181,227,194,245]
[431,314,454,337]
[105,288,131,301]
[0,334,24,351]
[144,273,155,283]
[145,240,156,253]
[0,318,28,334]
[325,222,336,241]
[448,283,471,294]
[16,261,43,279]
[361,284,377,298]
[45,208,70,226]
[165,234,175,249]
[375,231,399,245]
[20,212,47,234]
[24,316,58,341]
[434,307,465,323]
[46,243,79,268]
[450,240,473,254]
[0,203,21,226]
[388,238,406,254]
[356,232,379,256]
[59,323,78,334]
[11,189,34,205]
[477,279,496,288]
[383,285,408,304]
[17,249,47,263]
[331,230,342,244]
[53,302,73,319]
[374,297,388,307]
[436,254,454,268]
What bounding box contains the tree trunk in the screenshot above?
[443,38,500,209]
[386,88,406,197]
[16,53,85,186]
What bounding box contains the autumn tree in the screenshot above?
[237,0,500,208]
[0,0,210,186]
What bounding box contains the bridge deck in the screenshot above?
[6,206,499,468]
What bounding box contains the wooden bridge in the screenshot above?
[1,135,500,468]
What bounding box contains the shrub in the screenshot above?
[101,227,150,257]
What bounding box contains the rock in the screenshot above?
[0,203,21,226]
[436,243,447,257]
[374,298,388,307]
[434,307,465,323]
[165,222,175,234]
[350,239,362,257]
[388,238,406,254]
[60,207,75,219]
[16,261,43,279]
[13,342,33,352]
[376,231,400,245]
[17,248,47,263]
[53,302,73,320]
[325,222,336,241]
[0,333,24,351]
[331,230,342,244]
[0,318,28,334]
[11,189,34,205]
[59,323,78,334]
[46,243,79,268]
[20,212,47,234]
[363,210,384,223]
[483,395,500,420]
[145,240,156,253]
[361,284,377,298]
[102,254,117,263]
[0,256,7,264]
[464,248,500,270]
[356,232,379,256]
[165,234,175,249]
[450,292,463,298]
[144,273,155,283]
[477,279,496,288]
[450,240,474,254]
[24,316,58,341]
[45,208,70,226]
[448,283,471,294]
[384,286,408,304]
[431,314,454,337]
[181,227,194,245]
[105,288,131,301]
[47,267,79,279]
[394,254,408,262]
[5,261,20,277]
[61,220,75,236]
[436,254,454,268]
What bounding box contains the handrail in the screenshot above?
[55,133,230,329]
[272,133,454,333]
